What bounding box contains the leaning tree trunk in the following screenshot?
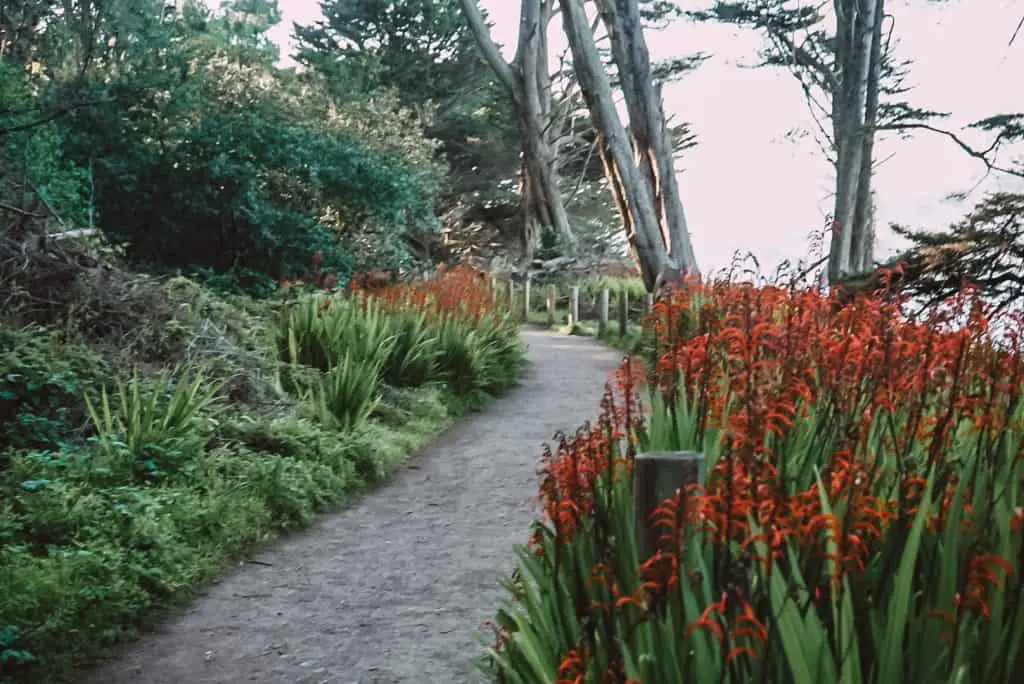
[459,0,577,257]
[561,0,698,291]
[594,0,698,273]
[829,0,883,285]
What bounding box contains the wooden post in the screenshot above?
[598,288,610,337]
[490,276,498,304]
[633,451,706,562]
[546,284,556,326]
[618,287,629,337]
[523,276,532,321]
[507,279,516,316]
[569,286,580,327]
[645,293,655,314]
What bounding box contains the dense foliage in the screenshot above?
[295,0,521,201]
[1,0,443,284]
[488,274,1023,683]
[0,268,524,682]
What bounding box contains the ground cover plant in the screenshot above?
[0,266,525,683]
[486,271,1024,683]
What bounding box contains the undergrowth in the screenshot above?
[0,266,524,682]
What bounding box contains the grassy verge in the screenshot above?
[1,267,524,682]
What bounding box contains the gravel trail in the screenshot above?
[84,328,621,684]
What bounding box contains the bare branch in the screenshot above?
[0,201,44,218]
[1010,13,1024,46]
[875,121,1024,179]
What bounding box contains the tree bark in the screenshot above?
[459,0,577,257]
[561,0,697,291]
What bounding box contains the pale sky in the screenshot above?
[261,0,1024,274]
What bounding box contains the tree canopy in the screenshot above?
[1,0,444,287]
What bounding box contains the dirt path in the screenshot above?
[84,328,621,684]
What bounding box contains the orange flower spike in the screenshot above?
[684,616,726,645]
[726,646,761,664]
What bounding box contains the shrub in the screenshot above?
[277,293,395,373]
[84,370,219,483]
[312,353,385,432]
[286,266,526,405]
[381,309,438,387]
[488,277,1024,683]
[0,327,107,453]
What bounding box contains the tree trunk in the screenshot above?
[851,0,884,274]
[517,167,539,260]
[829,0,882,285]
[459,0,577,257]
[594,0,698,274]
[561,0,697,291]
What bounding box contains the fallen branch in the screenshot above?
[0,201,44,218]
[50,228,98,241]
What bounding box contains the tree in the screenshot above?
[1,0,443,282]
[543,2,705,268]
[558,0,699,290]
[695,1,1024,289]
[459,0,578,257]
[294,0,520,199]
[852,114,1024,313]
[692,1,947,286]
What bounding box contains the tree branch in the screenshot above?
[769,28,837,93]
[875,121,1024,179]
[1010,13,1024,46]
[458,0,518,96]
[0,201,44,219]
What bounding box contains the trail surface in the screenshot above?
[85,328,621,684]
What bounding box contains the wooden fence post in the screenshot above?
[633,451,706,562]
[523,276,532,321]
[598,288,610,337]
[507,279,516,316]
[546,284,556,326]
[569,286,580,327]
[645,293,655,314]
[618,287,628,337]
[490,276,498,304]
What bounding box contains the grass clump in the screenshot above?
[0,266,525,683]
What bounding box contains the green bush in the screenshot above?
[382,309,438,387]
[312,354,385,432]
[84,370,219,483]
[278,294,395,373]
[433,313,526,408]
[0,327,107,452]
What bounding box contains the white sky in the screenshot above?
[262,0,1024,273]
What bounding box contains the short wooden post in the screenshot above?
[645,293,655,314]
[633,451,706,562]
[546,284,556,326]
[490,276,498,304]
[507,279,516,316]
[569,286,580,327]
[618,287,629,337]
[523,276,532,321]
[598,288,610,337]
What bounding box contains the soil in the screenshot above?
[83,328,622,684]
